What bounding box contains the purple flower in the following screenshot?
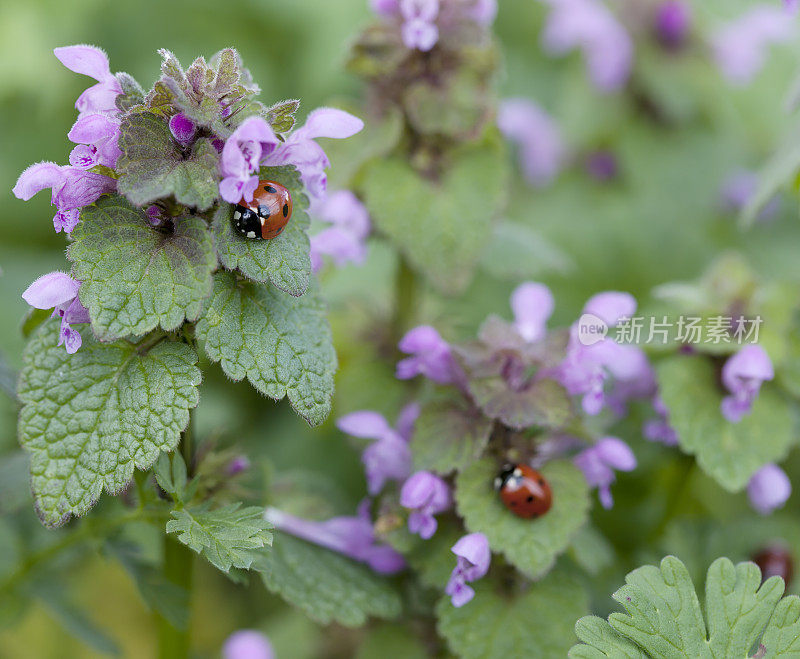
[748,464,791,515]
[510,281,555,342]
[582,291,636,327]
[719,170,780,221]
[400,0,441,51]
[265,502,406,574]
[13,161,116,234]
[400,471,452,539]
[169,112,197,145]
[787,0,799,14]
[469,0,498,25]
[711,7,794,86]
[540,0,633,92]
[643,395,679,446]
[497,99,565,187]
[68,113,121,168]
[310,190,371,272]
[262,108,364,204]
[22,272,91,354]
[574,437,636,508]
[445,533,490,607]
[585,150,618,182]
[336,405,419,495]
[226,456,251,476]
[53,45,122,117]
[720,345,774,422]
[655,1,691,49]
[397,325,463,385]
[219,116,280,204]
[371,0,400,15]
[223,631,274,659]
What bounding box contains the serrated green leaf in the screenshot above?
[361,139,508,295]
[656,355,794,492]
[436,568,588,659]
[213,165,311,296]
[116,112,219,210]
[468,376,573,431]
[68,195,215,341]
[167,503,272,573]
[195,272,336,426]
[260,532,401,627]
[570,617,647,659]
[264,99,300,134]
[410,396,492,474]
[17,323,200,528]
[571,556,800,659]
[456,458,589,578]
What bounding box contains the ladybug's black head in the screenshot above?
[493,463,517,491]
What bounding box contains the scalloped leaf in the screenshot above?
[571,556,800,658]
[213,165,311,296]
[656,354,794,492]
[195,272,336,426]
[68,195,215,341]
[455,458,589,578]
[116,112,219,210]
[17,323,200,528]
[260,532,401,627]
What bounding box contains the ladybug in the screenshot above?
[232,180,293,240]
[493,463,552,519]
[752,546,794,588]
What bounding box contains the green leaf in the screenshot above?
[17,323,200,528]
[361,138,509,295]
[260,532,401,627]
[264,99,300,134]
[68,195,215,341]
[455,458,589,578]
[154,452,188,502]
[410,396,492,474]
[571,556,800,658]
[436,568,589,659]
[656,355,794,492]
[479,222,573,280]
[569,617,647,659]
[116,112,220,210]
[195,272,336,426]
[467,376,573,431]
[167,503,272,573]
[213,165,312,296]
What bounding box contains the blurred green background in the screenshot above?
[2,0,800,657]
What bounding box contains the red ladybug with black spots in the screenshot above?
[494,463,552,519]
[233,179,293,240]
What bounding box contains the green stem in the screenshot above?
[390,255,418,346]
[156,404,196,659]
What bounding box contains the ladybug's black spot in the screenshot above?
[526,495,535,503]
[265,185,277,193]
[258,205,270,218]
[538,478,545,486]
[282,203,289,217]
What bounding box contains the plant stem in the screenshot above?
[390,254,418,347]
[156,408,196,659]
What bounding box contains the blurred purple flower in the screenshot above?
[510,281,555,342]
[720,345,774,422]
[223,631,274,659]
[585,150,618,182]
[337,405,419,495]
[787,0,799,13]
[574,437,636,508]
[310,190,371,272]
[22,272,90,354]
[169,112,197,145]
[582,291,636,327]
[748,464,791,515]
[54,45,122,117]
[445,533,490,607]
[400,471,452,539]
[469,0,498,25]
[655,1,691,49]
[219,116,279,204]
[711,7,794,86]
[497,99,566,187]
[68,113,121,168]
[226,456,251,477]
[263,108,364,203]
[13,161,115,234]
[371,0,400,15]
[719,170,780,221]
[643,395,679,446]
[265,502,405,574]
[540,0,633,92]
[397,325,463,385]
